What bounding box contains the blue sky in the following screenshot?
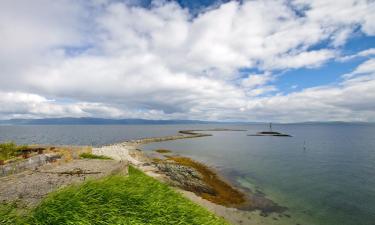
[279,36,375,89]
[276,57,367,94]
[0,0,374,122]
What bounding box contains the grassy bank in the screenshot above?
[1,166,228,225]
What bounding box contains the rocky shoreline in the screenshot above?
[92,129,290,225]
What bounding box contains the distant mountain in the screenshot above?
[287,121,374,125]
[0,117,228,125]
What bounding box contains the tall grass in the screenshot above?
[2,166,229,225]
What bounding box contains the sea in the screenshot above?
[1,123,374,225]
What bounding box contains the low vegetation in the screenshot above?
[154,149,172,153]
[1,166,228,225]
[79,152,112,160]
[0,142,28,161]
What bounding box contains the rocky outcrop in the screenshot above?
[155,162,215,195]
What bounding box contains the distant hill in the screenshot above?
[0,118,371,125]
[0,117,228,125]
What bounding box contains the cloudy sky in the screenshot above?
[0,0,374,122]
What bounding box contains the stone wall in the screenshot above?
[0,153,61,177]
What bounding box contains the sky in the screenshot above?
[0,0,374,122]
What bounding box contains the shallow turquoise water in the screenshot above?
[1,123,375,224]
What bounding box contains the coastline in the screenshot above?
[1,129,294,225]
[93,129,292,225]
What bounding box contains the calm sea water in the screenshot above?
[1,124,375,225]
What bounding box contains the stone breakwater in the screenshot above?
[92,130,215,163]
[92,129,247,165]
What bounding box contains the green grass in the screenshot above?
[2,166,229,225]
[0,142,28,161]
[0,202,23,225]
[79,152,112,160]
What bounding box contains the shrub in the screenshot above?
[0,142,26,161]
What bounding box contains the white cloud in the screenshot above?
[246,86,277,97]
[243,59,375,122]
[241,72,274,89]
[0,91,170,120]
[240,72,277,97]
[0,0,374,121]
[0,92,84,119]
[349,59,375,75]
[342,58,375,78]
[339,48,375,62]
[292,0,375,37]
[262,50,336,70]
[0,0,87,88]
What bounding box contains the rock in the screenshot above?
[155,162,215,195]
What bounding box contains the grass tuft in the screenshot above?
[2,166,228,224]
[0,142,28,161]
[79,152,112,160]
